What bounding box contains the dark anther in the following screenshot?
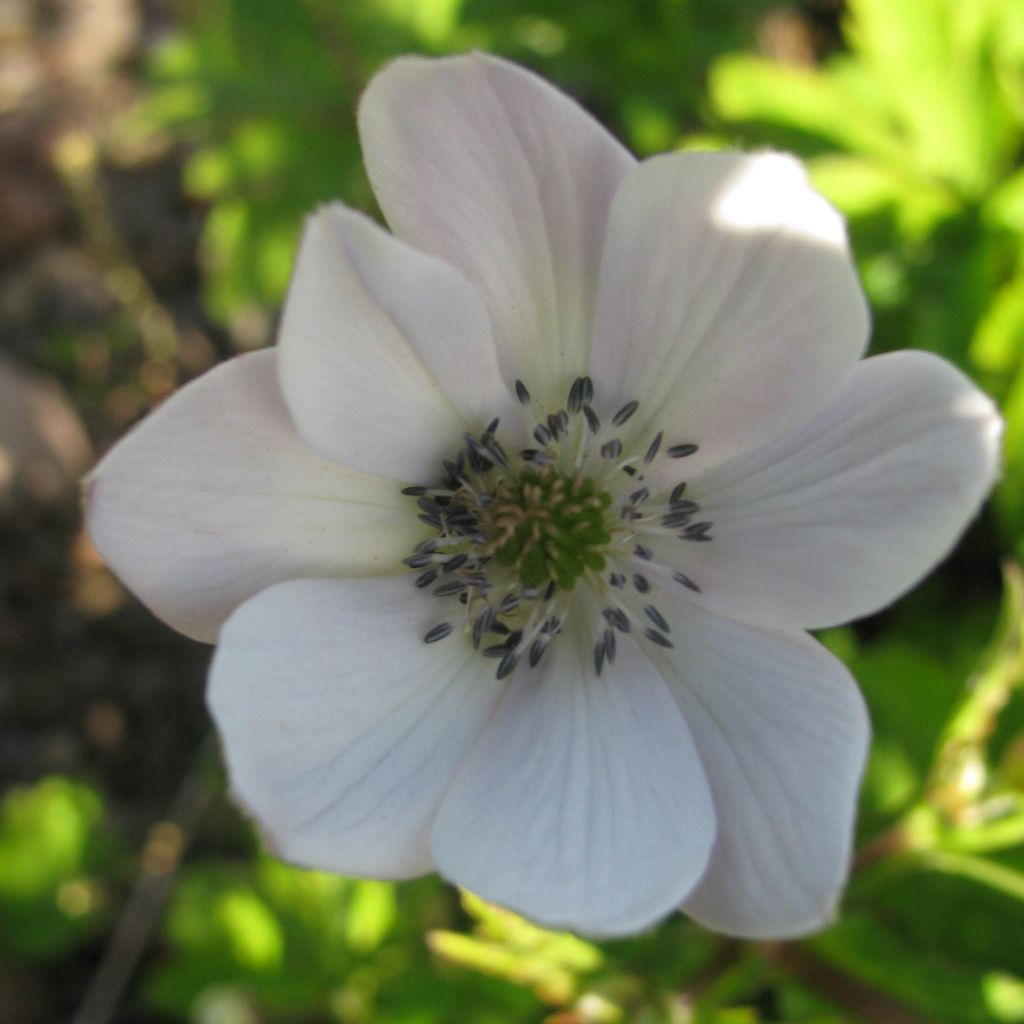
[643,628,674,649]
[424,623,454,643]
[668,443,699,458]
[683,522,713,541]
[673,570,701,593]
[612,400,639,427]
[496,650,520,680]
[643,605,671,632]
[603,628,617,664]
[434,579,469,597]
[662,512,693,529]
[567,376,585,413]
[644,431,663,464]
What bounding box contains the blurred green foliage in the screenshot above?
[11,0,1024,1021]
[0,777,114,960]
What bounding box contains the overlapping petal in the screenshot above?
[430,626,715,937]
[588,151,870,477]
[86,352,419,642]
[359,52,634,406]
[278,204,516,482]
[643,599,869,938]
[208,577,504,879]
[652,351,1002,630]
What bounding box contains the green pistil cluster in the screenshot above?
[484,466,614,591]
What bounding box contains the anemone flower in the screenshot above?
[85,53,1001,939]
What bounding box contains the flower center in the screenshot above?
[402,376,712,680]
[484,467,613,591]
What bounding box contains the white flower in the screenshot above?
[85,53,1002,939]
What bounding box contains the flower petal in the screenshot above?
[588,151,870,477]
[652,351,1002,630]
[208,577,504,879]
[278,203,517,482]
[359,53,634,406]
[430,626,715,937]
[648,599,869,938]
[85,351,419,642]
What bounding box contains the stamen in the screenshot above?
[602,607,630,633]
[529,638,548,667]
[567,377,586,413]
[403,552,436,569]
[496,649,519,680]
[402,377,705,681]
[662,511,695,529]
[643,627,674,649]
[612,400,639,426]
[682,522,714,541]
[643,605,671,633]
[603,628,617,664]
[667,443,699,458]
[644,431,663,464]
[673,570,701,593]
[434,579,469,597]
[424,623,454,643]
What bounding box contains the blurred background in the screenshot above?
[1,0,1023,1021]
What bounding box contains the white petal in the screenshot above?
[359,53,634,406]
[648,599,869,938]
[430,626,715,937]
[85,352,419,642]
[589,151,870,477]
[208,577,504,879]
[278,204,516,482]
[653,351,1002,630]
